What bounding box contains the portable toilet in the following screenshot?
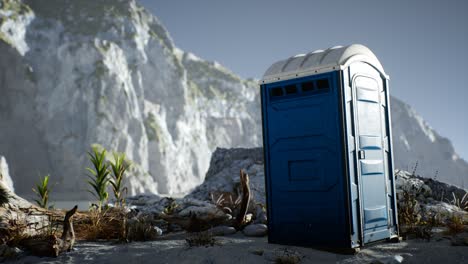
[260,44,399,249]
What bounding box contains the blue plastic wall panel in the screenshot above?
[261,72,350,247]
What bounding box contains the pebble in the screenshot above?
[243,224,268,237]
[154,226,163,236]
[207,225,237,236]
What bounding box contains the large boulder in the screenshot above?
[188,148,265,205]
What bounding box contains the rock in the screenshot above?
[451,233,468,246]
[243,224,268,237]
[207,225,237,236]
[0,245,22,259]
[187,148,266,205]
[395,170,468,223]
[154,226,163,236]
[421,184,432,197]
[424,202,467,220]
[168,223,183,232]
[254,204,267,224]
[0,156,14,192]
[177,205,227,221]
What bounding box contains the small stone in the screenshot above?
[245,213,253,223]
[254,204,268,224]
[371,255,404,264]
[243,224,268,237]
[207,225,237,236]
[154,226,163,236]
[249,248,264,256]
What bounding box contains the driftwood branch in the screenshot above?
[236,169,250,228]
[20,205,77,257]
[60,205,78,251]
[0,179,80,257]
[0,181,61,244]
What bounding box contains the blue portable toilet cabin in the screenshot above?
[260,44,399,249]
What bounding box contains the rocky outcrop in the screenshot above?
[391,98,468,189]
[190,148,265,204]
[396,170,467,221]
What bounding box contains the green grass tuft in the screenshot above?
[109,152,130,207]
[86,146,110,210]
[32,175,52,209]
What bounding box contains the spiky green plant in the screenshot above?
[32,175,51,209]
[86,147,110,210]
[109,152,130,207]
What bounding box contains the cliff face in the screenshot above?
[0,0,260,199]
[391,98,468,188]
[0,0,465,200]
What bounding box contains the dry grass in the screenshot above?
[397,187,442,240]
[73,207,127,241]
[126,216,159,242]
[72,207,162,242]
[211,191,241,215]
[446,213,466,235]
[448,192,468,211]
[3,213,62,247]
[3,218,29,247]
[398,187,420,227]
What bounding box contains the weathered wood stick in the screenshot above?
[0,181,60,244]
[60,205,78,252]
[20,205,77,257]
[236,169,250,228]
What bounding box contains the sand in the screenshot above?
[10,232,468,264]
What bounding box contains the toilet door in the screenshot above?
[352,75,390,243]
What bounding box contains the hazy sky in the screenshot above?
[139,0,468,160]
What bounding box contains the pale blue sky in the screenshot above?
[139,0,468,160]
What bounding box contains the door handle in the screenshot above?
[358,150,366,160]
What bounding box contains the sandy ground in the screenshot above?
[9,232,468,264]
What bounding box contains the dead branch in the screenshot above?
[236,169,250,228]
[20,205,77,257]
